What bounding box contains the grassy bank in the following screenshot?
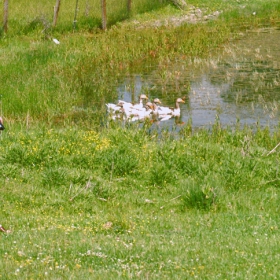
[1,0,280,279]
[1,0,280,124]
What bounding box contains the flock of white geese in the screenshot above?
[106,94,185,122]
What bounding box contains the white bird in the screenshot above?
[147,99,174,122]
[144,99,161,121]
[153,98,162,109]
[118,94,148,110]
[118,102,152,122]
[53,38,60,45]
[152,98,172,115]
[133,94,149,110]
[157,98,185,116]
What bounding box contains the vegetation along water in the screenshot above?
[1,0,280,279]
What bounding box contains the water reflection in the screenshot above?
[116,28,280,131]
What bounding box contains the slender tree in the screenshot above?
[73,0,79,29]
[53,0,61,27]
[3,0,8,33]
[101,0,106,30]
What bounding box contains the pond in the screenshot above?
[115,28,280,131]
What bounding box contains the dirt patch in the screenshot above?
[131,6,221,29]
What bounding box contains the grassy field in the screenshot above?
[1,124,280,279]
[1,0,280,279]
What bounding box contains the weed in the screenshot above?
[181,180,218,211]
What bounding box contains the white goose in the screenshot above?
[118,94,148,110]
[147,99,173,122]
[151,98,161,112]
[146,99,161,120]
[157,97,185,116]
[118,101,153,122]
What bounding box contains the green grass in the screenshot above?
[1,124,280,279]
[1,0,280,279]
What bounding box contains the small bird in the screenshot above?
[53,38,60,45]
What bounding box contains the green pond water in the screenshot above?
[115,28,280,131]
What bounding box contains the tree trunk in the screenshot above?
[3,0,8,33]
[53,0,61,27]
[101,0,106,30]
